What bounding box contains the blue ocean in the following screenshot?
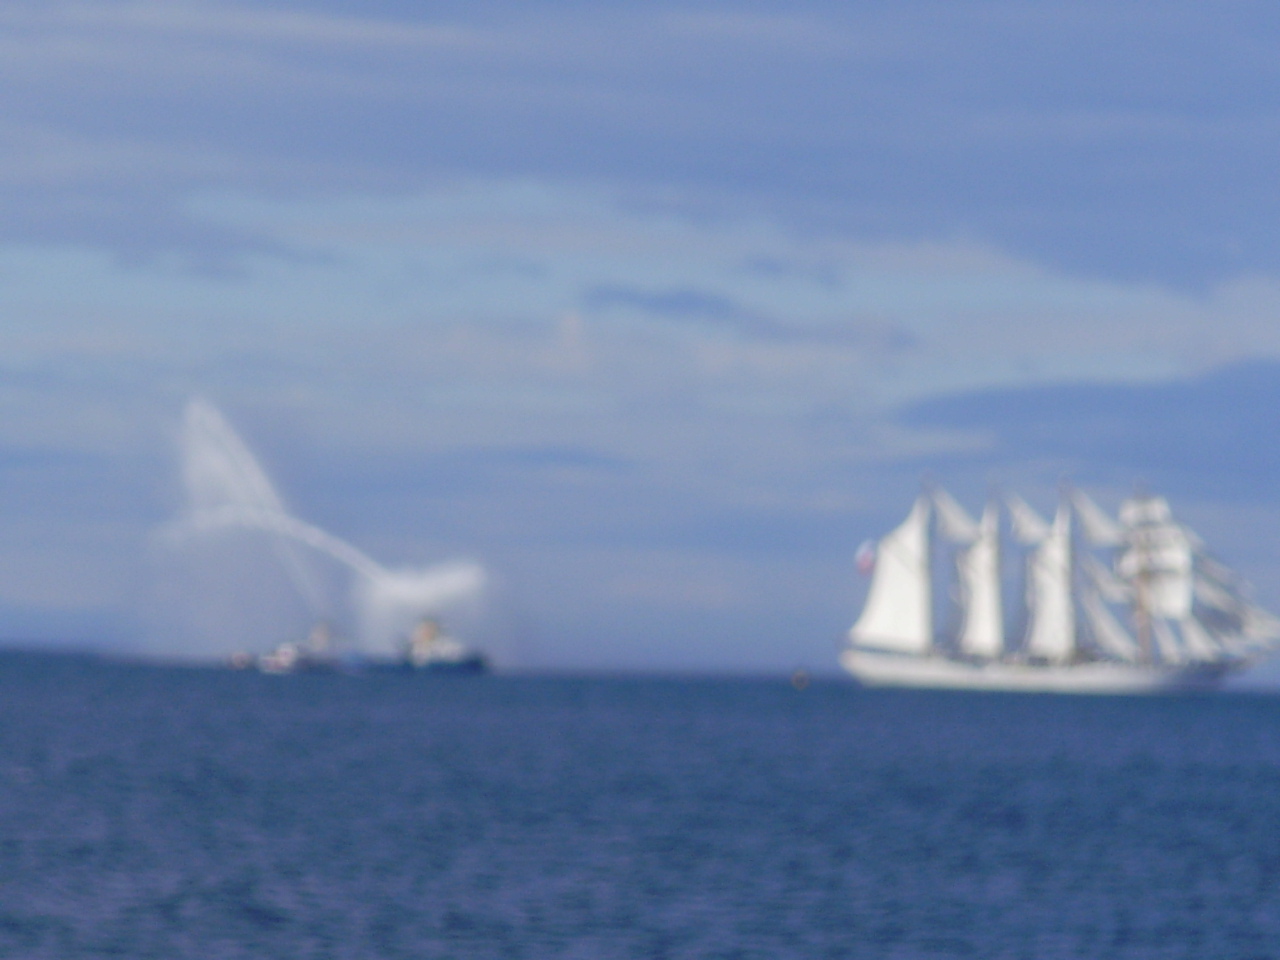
[1,654,1278,958]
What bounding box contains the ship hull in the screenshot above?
[415,654,488,675]
[841,648,1231,694]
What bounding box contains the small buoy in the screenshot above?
[791,669,810,690]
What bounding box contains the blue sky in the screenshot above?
[5,0,1280,669]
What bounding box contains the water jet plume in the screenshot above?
[153,399,486,656]
[180,399,326,617]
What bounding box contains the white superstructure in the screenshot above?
[842,486,1280,693]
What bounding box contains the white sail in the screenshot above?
[1072,489,1123,546]
[1008,494,1050,545]
[958,503,1003,658]
[1194,575,1240,613]
[1178,616,1221,661]
[1198,555,1238,586]
[1025,502,1075,662]
[1082,553,1131,603]
[1080,586,1139,661]
[1119,496,1171,527]
[933,488,979,543]
[1241,605,1280,644]
[1118,495,1193,619]
[850,496,932,654]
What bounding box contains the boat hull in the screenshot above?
[416,654,488,675]
[840,648,1231,694]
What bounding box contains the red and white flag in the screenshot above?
[855,539,876,576]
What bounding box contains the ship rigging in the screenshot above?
[842,487,1280,693]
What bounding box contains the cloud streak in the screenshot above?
[0,1,1278,280]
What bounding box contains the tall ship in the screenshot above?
[842,486,1280,693]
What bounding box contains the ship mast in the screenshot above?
[1127,486,1154,664]
[1118,491,1196,665]
[1133,560,1153,664]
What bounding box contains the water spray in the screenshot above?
[163,399,486,653]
